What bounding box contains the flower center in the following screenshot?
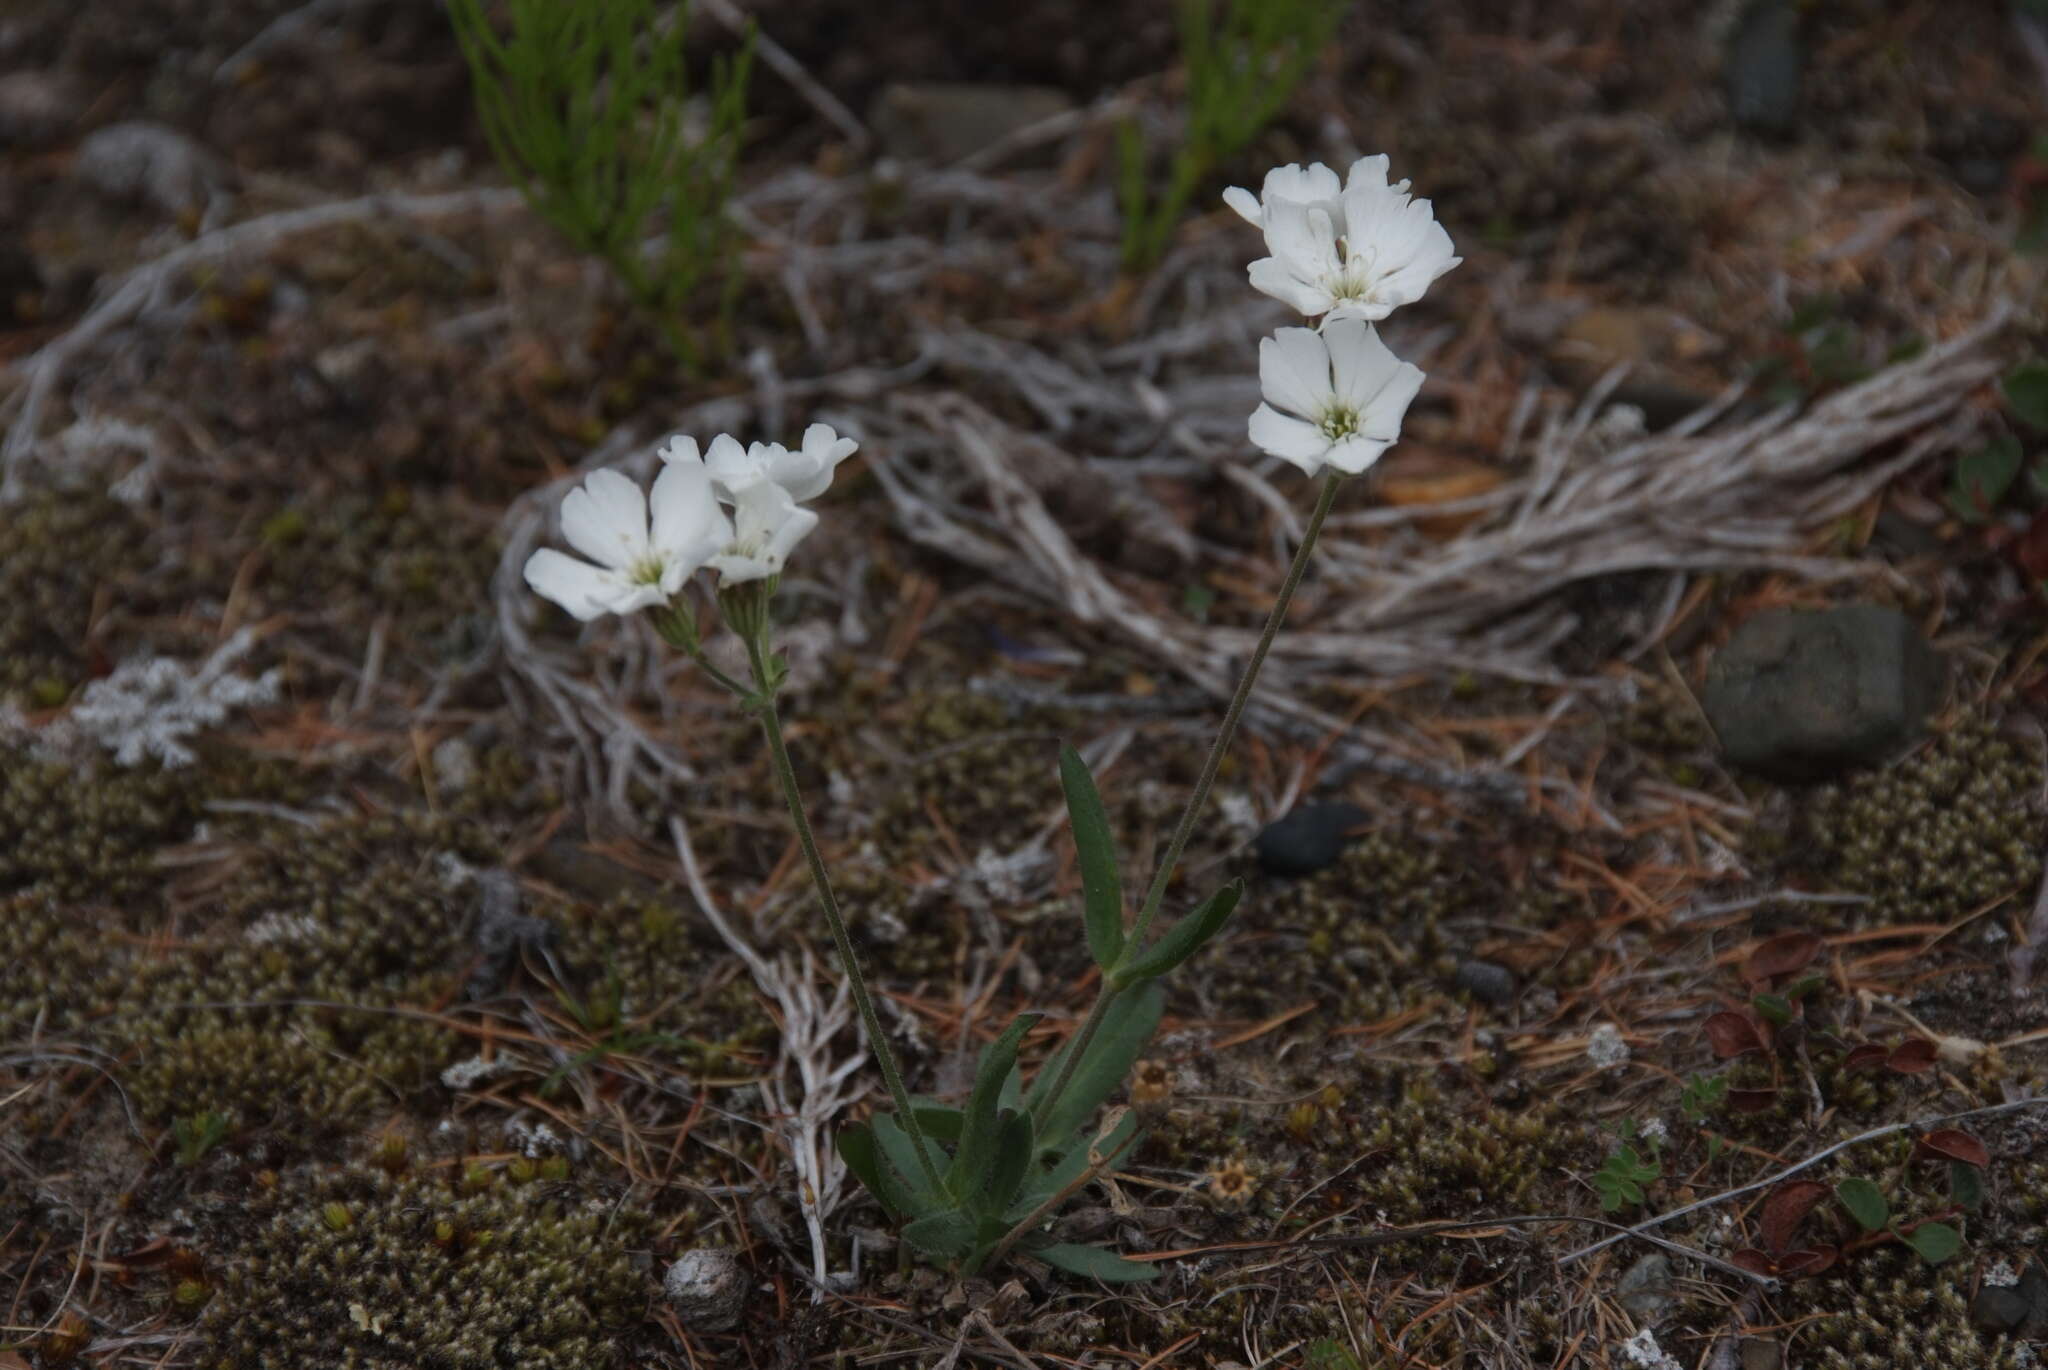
[1330,237,1381,302]
[628,554,669,587]
[1318,405,1362,442]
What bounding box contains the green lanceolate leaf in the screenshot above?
[1009,1108,1140,1222]
[1834,1177,1888,1232]
[1031,1240,1160,1282]
[1059,745,1126,972]
[871,1111,945,1211]
[909,1103,965,1145]
[1027,981,1165,1156]
[1109,879,1244,988]
[978,1108,1036,1217]
[838,1124,926,1221]
[948,1013,1043,1199]
[902,1210,976,1262]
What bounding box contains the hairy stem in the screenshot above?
[743,632,941,1189]
[1031,468,1344,1127]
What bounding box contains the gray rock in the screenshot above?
[663,1247,747,1334]
[464,869,557,1001]
[1701,605,1944,781]
[1254,802,1368,877]
[1971,1284,2030,1334]
[869,82,1073,165]
[1616,1251,1674,1318]
[75,121,230,217]
[1453,958,1517,1006]
[1724,0,1800,136]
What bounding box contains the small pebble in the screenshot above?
[1253,802,1368,877]
[663,1248,747,1334]
[1453,958,1518,1006]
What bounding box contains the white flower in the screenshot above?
[523,463,727,620]
[687,423,857,504]
[1225,154,1459,323]
[705,467,819,585]
[1247,318,1424,477]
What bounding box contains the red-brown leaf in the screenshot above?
[1727,1087,1780,1114]
[1730,1248,1777,1276]
[1887,1038,1938,1074]
[1760,1180,1831,1255]
[1778,1245,1839,1277]
[1744,931,1824,986]
[1916,1129,1990,1167]
[1843,1043,1889,1073]
[1705,1011,1767,1059]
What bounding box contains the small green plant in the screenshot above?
[1591,1122,1662,1213]
[835,746,1245,1279]
[171,1110,230,1167]
[1118,0,1350,271]
[447,0,754,367]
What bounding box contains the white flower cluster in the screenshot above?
[1227,154,1458,478]
[524,423,856,622]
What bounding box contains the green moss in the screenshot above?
[201,1164,650,1369]
[259,488,498,653]
[0,492,160,701]
[1204,829,1497,1024]
[1789,1251,2033,1369]
[1797,722,2043,924]
[0,746,200,902]
[106,815,493,1127]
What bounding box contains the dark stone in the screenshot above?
[464,869,558,1001]
[1253,802,1368,877]
[1724,0,1801,137]
[1701,605,1944,781]
[1970,1284,2030,1334]
[2017,1257,2048,1339]
[1737,1339,1783,1370]
[1453,958,1518,1006]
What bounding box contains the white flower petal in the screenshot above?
[1357,357,1425,443]
[1340,154,1392,194]
[1263,161,1341,207]
[1222,184,1263,225]
[1322,434,1393,475]
[1263,200,1340,284]
[1248,403,1331,474]
[1248,256,1337,317]
[1259,327,1336,421]
[1322,318,1402,413]
[703,433,754,494]
[658,434,701,467]
[648,456,727,584]
[1321,296,1394,324]
[559,468,649,571]
[711,478,819,584]
[524,548,621,621]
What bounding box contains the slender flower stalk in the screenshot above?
[1031,468,1345,1127]
[738,623,941,1189]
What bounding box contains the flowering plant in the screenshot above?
[523,152,1453,1280]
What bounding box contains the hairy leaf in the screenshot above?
[1027,981,1164,1155]
[1031,1241,1160,1283]
[949,1014,1043,1199]
[1059,745,1126,972]
[1110,879,1243,987]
